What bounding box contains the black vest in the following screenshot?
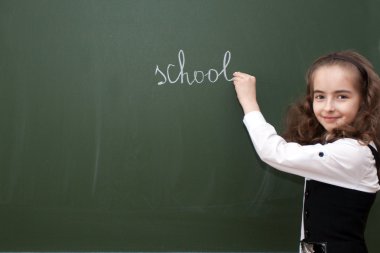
[302,145,379,253]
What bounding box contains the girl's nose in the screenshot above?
[324,99,335,111]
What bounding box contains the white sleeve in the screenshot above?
[243,111,379,193]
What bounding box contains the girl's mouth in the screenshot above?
[322,116,340,123]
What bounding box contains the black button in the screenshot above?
[304,210,309,218]
[305,191,310,199]
[305,230,310,239]
[319,152,324,157]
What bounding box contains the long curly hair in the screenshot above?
[282,50,380,149]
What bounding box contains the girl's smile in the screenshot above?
[321,116,340,123]
[312,65,362,133]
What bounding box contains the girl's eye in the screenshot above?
[314,95,324,100]
[337,95,348,99]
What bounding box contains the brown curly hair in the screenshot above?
[282,50,380,149]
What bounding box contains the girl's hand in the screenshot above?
[232,72,260,114]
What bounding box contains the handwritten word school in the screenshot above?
[154,50,233,86]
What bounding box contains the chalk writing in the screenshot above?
[155,50,233,85]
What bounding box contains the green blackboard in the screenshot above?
[1,0,379,252]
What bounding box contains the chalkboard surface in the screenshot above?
[1,0,379,252]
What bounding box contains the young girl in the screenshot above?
[232,51,380,253]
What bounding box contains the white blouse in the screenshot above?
[243,111,380,193]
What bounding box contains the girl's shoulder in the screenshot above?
[327,138,374,149]
[325,138,372,152]
[323,138,375,166]
[319,138,379,193]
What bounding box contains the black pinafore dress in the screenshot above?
[300,145,379,253]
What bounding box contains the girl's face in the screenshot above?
[312,65,362,133]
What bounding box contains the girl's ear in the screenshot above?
[358,99,368,116]
[361,93,370,109]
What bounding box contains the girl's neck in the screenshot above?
[322,132,339,144]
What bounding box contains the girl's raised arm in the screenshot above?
[232,72,260,114]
